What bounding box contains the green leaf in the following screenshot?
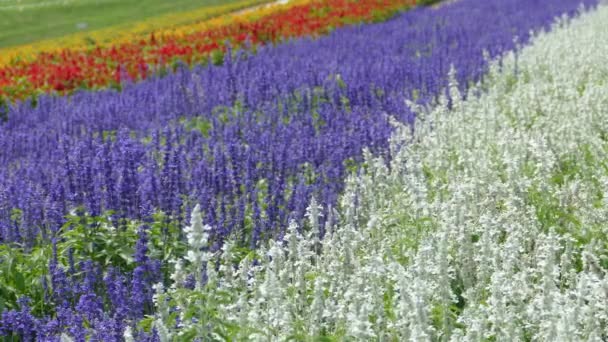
[14,272,25,292]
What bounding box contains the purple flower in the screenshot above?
[0,297,38,341]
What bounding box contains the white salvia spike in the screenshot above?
[305,198,324,260]
[155,318,172,342]
[169,258,186,289]
[183,204,214,289]
[306,197,322,240]
[285,219,300,261]
[123,326,135,342]
[60,333,74,342]
[185,204,208,250]
[309,276,325,335]
[448,64,463,112]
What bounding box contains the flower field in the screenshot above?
[1,0,607,340]
[0,0,418,101]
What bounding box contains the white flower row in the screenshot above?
[148,3,608,341]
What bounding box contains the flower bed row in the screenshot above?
[0,0,272,65]
[0,0,417,102]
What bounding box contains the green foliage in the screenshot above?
[58,209,138,270]
[417,0,443,6]
[421,162,450,202]
[0,97,9,123]
[211,50,225,66]
[0,208,194,319]
[0,245,52,316]
[430,302,460,337]
[148,211,188,281]
[183,116,213,138]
